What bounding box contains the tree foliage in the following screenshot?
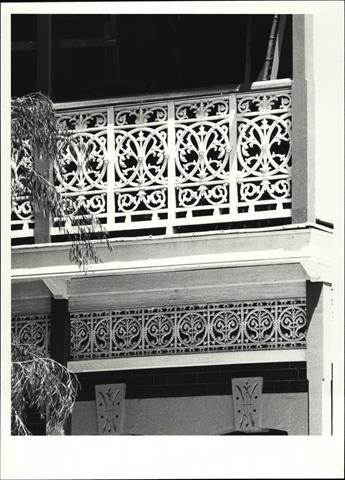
[11,341,80,435]
[11,92,112,271]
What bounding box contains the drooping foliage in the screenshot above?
[11,341,80,435]
[11,92,112,271]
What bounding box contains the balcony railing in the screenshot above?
[11,81,292,239]
[11,298,306,361]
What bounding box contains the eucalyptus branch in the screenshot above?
[11,92,113,271]
[11,340,80,435]
[12,407,32,436]
[27,167,113,271]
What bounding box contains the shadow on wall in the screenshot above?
[220,428,288,435]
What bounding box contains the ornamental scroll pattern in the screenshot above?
[12,87,293,239]
[175,98,231,212]
[113,104,169,224]
[11,314,51,355]
[70,298,306,360]
[236,91,292,211]
[11,142,35,235]
[54,110,108,225]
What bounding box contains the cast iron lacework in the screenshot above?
[70,298,306,360]
[11,141,35,235]
[11,86,292,238]
[11,313,51,355]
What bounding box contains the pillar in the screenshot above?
[36,14,52,97]
[306,281,333,435]
[291,14,316,224]
[49,297,71,434]
[34,15,53,244]
[50,297,70,365]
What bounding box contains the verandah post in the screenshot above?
[49,297,71,434]
[291,14,316,224]
[34,14,53,244]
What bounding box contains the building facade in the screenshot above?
[11,14,335,435]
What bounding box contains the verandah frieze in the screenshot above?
[69,298,306,360]
[11,298,306,361]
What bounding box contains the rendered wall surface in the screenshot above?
[71,393,308,435]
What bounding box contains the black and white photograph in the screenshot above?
[1,1,344,479]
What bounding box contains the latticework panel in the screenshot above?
[70,298,306,360]
[11,86,292,239]
[236,92,292,216]
[11,143,35,238]
[11,313,51,355]
[54,110,108,230]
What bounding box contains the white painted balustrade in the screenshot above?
[11,82,292,239]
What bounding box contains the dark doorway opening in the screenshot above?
[12,14,292,102]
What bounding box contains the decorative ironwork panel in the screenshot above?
[175,98,230,120]
[95,383,126,435]
[114,105,168,126]
[12,86,293,240]
[54,109,109,228]
[236,91,292,214]
[232,377,263,432]
[175,97,232,220]
[70,298,306,360]
[113,103,169,227]
[11,142,35,237]
[57,111,107,131]
[11,313,50,355]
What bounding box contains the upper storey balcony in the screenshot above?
[11,79,292,242]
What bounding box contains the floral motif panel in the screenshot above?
[236,92,292,214]
[11,142,35,237]
[11,313,51,355]
[54,110,108,229]
[113,104,169,227]
[70,298,306,360]
[11,87,292,238]
[174,98,232,217]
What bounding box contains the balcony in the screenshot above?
[11,79,292,241]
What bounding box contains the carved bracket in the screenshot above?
[232,377,263,432]
[95,383,126,435]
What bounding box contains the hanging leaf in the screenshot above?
[11,92,113,272]
[11,340,80,435]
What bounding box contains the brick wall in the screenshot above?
[77,361,307,401]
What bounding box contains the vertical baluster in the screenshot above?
[107,106,116,231]
[166,101,176,235]
[229,94,238,219]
